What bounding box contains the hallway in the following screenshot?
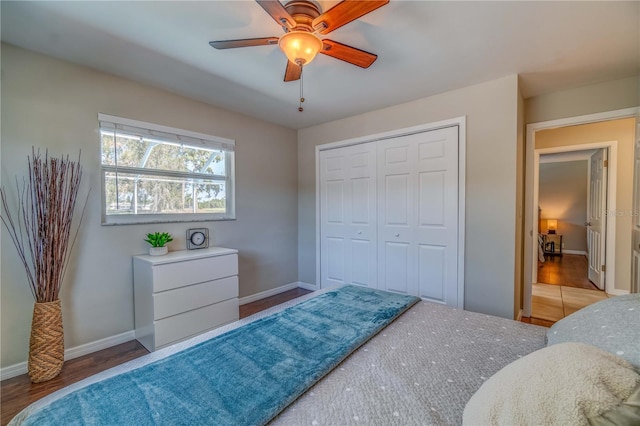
[537,254,599,290]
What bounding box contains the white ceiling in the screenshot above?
[2,1,639,129]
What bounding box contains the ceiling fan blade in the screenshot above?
[256,0,296,30]
[320,40,377,68]
[312,0,389,35]
[209,37,279,49]
[284,60,302,82]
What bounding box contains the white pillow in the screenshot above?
[463,342,640,425]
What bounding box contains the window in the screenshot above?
[99,113,235,225]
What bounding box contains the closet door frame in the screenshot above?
[315,116,467,308]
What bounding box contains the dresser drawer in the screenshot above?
[153,276,238,320]
[154,298,239,349]
[152,253,238,292]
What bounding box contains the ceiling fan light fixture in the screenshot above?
[278,31,323,65]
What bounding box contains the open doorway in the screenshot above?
[524,110,637,323]
[538,150,601,291]
[533,148,610,322]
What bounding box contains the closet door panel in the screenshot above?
[351,239,373,286]
[378,126,458,304]
[320,143,377,289]
[325,181,345,224]
[347,143,377,288]
[351,177,371,224]
[378,137,416,295]
[320,149,350,287]
[385,174,411,226]
[418,244,446,301]
[326,237,346,284]
[415,127,459,305]
[383,242,410,294]
[418,171,446,227]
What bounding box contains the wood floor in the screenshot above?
[239,288,312,318]
[0,288,313,426]
[525,254,607,326]
[537,254,599,290]
[0,340,149,426]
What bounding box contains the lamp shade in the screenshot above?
[278,31,323,65]
[547,219,558,233]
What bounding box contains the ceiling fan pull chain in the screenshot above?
[298,65,305,112]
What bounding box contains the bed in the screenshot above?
[6,287,559,425]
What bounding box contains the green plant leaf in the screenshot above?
[145,231,172,247]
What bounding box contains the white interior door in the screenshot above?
[587,148,607,289]
[377,126,459,305]
[632,116,640,294]
[319,143,377,289]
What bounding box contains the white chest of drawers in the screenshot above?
[133,247,239,351]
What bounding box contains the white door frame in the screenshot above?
[523,107,639,317]
[315,116,467,308]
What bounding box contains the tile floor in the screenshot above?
[531,282,608,323]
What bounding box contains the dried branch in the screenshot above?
[0,148,85,303]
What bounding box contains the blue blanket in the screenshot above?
[18,286,419,425]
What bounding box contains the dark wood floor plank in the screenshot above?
[520,316,555,328]
[1,288,313,425]
[240,288,312,318]
[537,254,598,290]
[0,340,148,425]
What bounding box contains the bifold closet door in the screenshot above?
[319,142,377,289]
[377,126,459,305]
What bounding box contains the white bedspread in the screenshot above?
[272,299,546,425]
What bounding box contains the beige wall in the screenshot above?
[536,118,636,291]
[1,44,299,367]
[514,86,525,317]
[525,76,640,124]
[298,75,520,319]
[539,160,588,252]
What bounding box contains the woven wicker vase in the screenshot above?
[28,300,64,383]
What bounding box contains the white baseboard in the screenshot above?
[238,282,300,305]
[607,288,630,296]
[65,330,135,360]
[563,250,587,255]
[0,362,29,382]
[238,282,317,305]
[0,330,135,381]
[297,281,317,291]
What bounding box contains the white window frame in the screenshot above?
[98,113,236,225]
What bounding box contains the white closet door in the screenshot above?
[320,143,377,289]
[378,126,459,305]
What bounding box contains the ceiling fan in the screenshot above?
[209,0,389,83]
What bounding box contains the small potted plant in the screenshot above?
[145,232,173,256]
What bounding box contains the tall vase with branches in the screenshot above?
[0,148,86,383]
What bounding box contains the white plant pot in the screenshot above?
[149,246,168,256]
